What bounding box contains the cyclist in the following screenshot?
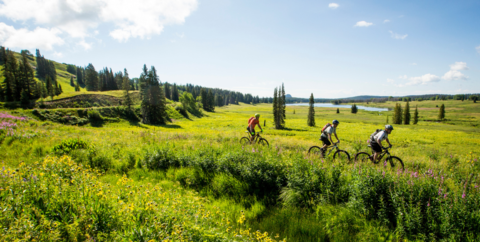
[320,120,340,154]
[371,125,394,161]
[247,113,263,142]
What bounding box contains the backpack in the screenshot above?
[368,129,382,143]
[321,123,331,134]
[248,117,255,126]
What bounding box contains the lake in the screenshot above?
[287,103,389,112]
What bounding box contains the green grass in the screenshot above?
[1,100,480,241]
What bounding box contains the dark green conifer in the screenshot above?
[439,104,445,120]
[413,105,419,124]
[403,101,411,125]
[307,93,315,127]
[85,63,98,91]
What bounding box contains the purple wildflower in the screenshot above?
[252,148,255,153]
[462,193,466,199]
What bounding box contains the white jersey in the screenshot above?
[374,130,388,143]
[321,126,336,138]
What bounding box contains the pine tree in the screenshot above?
[70,76,75,87]
[273,87,279,128]
[85,63,98,91]
[403,101,411,125]
[46,76,54,100]
[207,90,215,111]
[123,68,133,109]
[141,66,167,124]
[164,82,171,100]
[4,50,19,101]
[351,104,357,114]
[55,82,61,96]
[413,105,419,124]
[336,108,339,113]
[172,84,179,101]
[0,46,6,65]
[0,83,3,102]
[75,80,80,92]
[438,104,445,120]
[35,49,45,78]
[76,66,84,86]
[393,103,403,124]
[19,53,35,99]
[281,83,286,119]
[307,93,315,127]
[20,89,29,107]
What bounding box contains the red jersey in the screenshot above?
[248,117,260,129]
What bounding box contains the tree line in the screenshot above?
[0,48,63,104]
[272,83,286,129]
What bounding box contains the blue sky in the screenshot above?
[0,0,479,98]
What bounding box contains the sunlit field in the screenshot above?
[1,99,480,241]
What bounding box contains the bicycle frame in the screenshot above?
[373,147,392,162]
[324,143,340,156]
[249,132,263,144]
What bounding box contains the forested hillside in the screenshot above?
[0,48,273,107]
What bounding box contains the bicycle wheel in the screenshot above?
[240,137,251,146]
[354,152,371,163]
[258,138,269,147]
[333,150,351,162]
[388,156,404,171]
[308,146,324,157]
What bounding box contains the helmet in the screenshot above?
[255,113,260,118]
[332,120,339,124]
[385,124,394,130]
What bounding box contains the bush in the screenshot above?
[51,138,89,155]
[87,109,103,121]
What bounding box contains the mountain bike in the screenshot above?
[354,146,404,171]
[240,131,269,147]
[308,142,350,161]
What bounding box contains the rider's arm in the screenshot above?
[334,133,340,143]
[386,138,392,147]
[328,133,334,144]
[258,122,263,132]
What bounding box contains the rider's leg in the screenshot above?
[373,152,379,161]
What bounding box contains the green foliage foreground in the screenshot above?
[2,100,480,241]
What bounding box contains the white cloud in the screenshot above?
[354,21,373,27]
[389,31,407,40]
[449,62,468,71]
[477,45,480,54]
[384,19,390,23]
[387,78,395,83]
[443,70,468,81]
[328,3,339,9]
[404,74,441,86]
[411,63,417,65]
[398,75,408,79]
[53,51,63,58]
[0,23,64,50]
[78,40,92,50]
[0,0,198,48]
[442,62,468,81]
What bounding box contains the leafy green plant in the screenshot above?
[51,138,89,155]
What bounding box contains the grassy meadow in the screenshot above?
[1,99,480,241]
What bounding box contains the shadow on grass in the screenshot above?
[283,127,308,132]
[89,119,105,127]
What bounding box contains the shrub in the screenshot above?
[51,138,89,155]
[87,109,103,121]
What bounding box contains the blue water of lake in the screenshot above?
[287,103,389,112]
